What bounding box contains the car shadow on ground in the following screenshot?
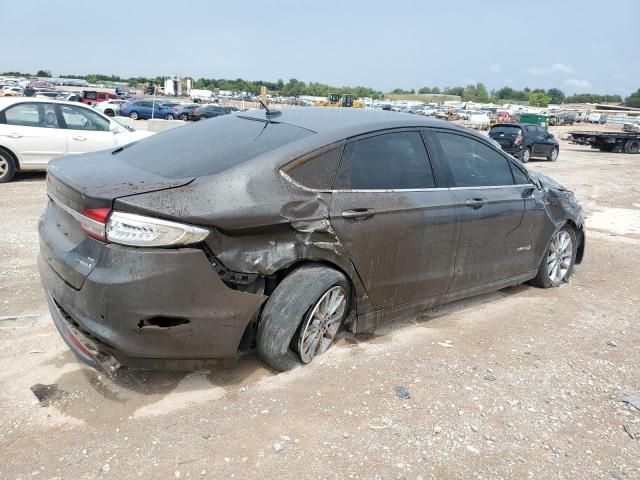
[38,283,532,422]
[10,171,47,183]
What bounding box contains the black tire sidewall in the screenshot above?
[548,147,559,161]
[0,149,16,183]
[533,226,577,287]
[625,139,640,154]
[257,264,350,371]
[522,148,530,163]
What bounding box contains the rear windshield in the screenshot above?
[119,115,314,178]
[490,125,521,135]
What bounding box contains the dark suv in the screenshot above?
[489,123,559,162]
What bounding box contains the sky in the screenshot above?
[2,0,638,96]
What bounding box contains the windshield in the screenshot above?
[118,115,314,178]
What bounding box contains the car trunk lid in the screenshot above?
[489,125,522,148]
[40,150,194,289]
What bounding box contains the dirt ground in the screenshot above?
[1,124,639,480]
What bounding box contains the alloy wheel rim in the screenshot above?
[551,148,558,160]
[298,286,347,363]
[547,231,572,282]
[523,149,530,161]
[0,157,7,177]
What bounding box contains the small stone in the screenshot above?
[466,445,480,455]
[200,470,207,476]
[82,449,87,455]
[342,432,350,438]
[175,472,181,479]
[433,426,442,434]
[260,409,269,415]
[607,340,618,347]
[202,433,211,439]
[273,442,284,452]
[484,371,497,381]
[224,457,230,463]
[101,464,110,474]
[394,386,411,400]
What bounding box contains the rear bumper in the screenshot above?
[38,240,267,370]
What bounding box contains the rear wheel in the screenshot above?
[129,111,139,120]
[0,148,17,183]
[521,147,531,163]
[548,147,559,161]
[104,109,115,117]
[257,264,350,371]
[164,113,174,120]
[624,139,640,154]
[179,113,189,121]
[530,226,576,288]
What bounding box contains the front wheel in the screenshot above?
[548,147,559,161]
[521,147,531,163]
[179,113,189,121]
[530,226,577,288]
[104,109,115,117]
[129,111,139,120]
[257,264,350,371]
[164,113,174,120]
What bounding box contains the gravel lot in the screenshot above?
[1,125,639,480]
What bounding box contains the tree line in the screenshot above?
[2,70,639,107]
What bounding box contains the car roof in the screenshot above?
[0,97,99,108]
[238,107,466,140]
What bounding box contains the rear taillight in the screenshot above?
[79,208,111,242]
[106,212,209,247]
[514,134,524,145]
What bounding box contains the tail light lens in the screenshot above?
[514,133,524,145]
[78,210,209,247]
[79,208,111,241]
[106,212,209,247]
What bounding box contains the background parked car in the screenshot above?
[93,99,127,117]
[190,104,232,120]
[81,90,119,105]
[169,103,200,120]
[0,86,23,97]
[119,99,175,120]
[0,98,154,182]
[489,123,559,162]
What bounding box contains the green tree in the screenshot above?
[475,82,489,102]
[529,91,551,107]
[431,87,441,94]
[547,88,565,104]
[623,89,640,108]
[463,84,478,101]
[418,86,432,94]
[36,69,51,77]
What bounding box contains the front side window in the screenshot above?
[60,105,110,131]
[334,131,436,190]
[433,132,514,187]
[3,102,59,128]
[84,91,97,100]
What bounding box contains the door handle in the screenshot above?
[341,208,376,221]
[6,133,22,139]
[72,136,87,141]
[465,198,488,209]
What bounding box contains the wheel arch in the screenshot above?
[564,219,585,264]
[0,144,21,170]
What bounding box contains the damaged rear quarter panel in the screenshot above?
[114,142,370,310]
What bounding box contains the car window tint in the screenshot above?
[4,102,59,128]
[334,132,435,190]
[286,146,342,190]
[84,92,97,100]
[119,115,313,178]
[510,163,530,184]
[434,132,514,187]
[61,105,110,131]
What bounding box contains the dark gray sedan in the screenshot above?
[38,108,585,372]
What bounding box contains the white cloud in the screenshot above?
[527,63,574,75]
[563,78,593,91]
[461,78,477,85]
[488,64,502,73]
[503,78,514,85]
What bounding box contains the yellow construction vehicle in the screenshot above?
[315,93,365,108]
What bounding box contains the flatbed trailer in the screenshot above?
[569,131,640,154]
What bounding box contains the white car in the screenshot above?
[0,98,155,183]
[93,99,127,117]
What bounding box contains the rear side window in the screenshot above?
[3,102,59,128]
[285,146,342,190]
[433,132,514,187]
[84,92,97,100]
[333,131,436,190]
[119,116,314,178]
